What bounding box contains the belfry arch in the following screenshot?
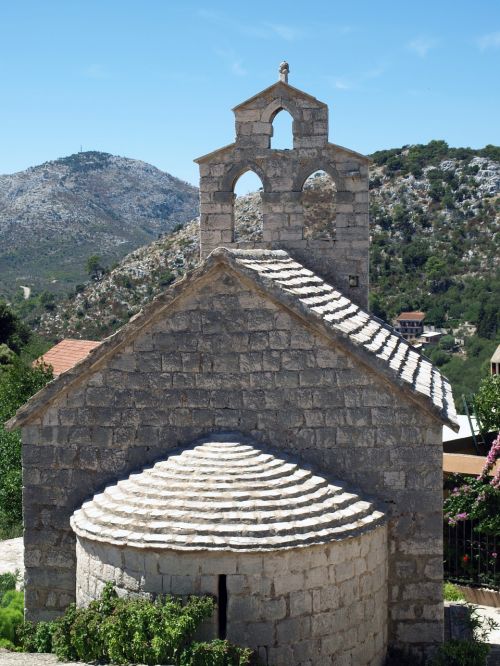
[302,170,337,240]
[233,170,264,242]
[195,62,370,308]
[270,109,294,150]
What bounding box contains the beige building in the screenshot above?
[7,64,458,665]
[394,312,426,341]
[491,344,500,375]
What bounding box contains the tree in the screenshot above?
[439,335,456,351]
[0,358,52,536]
[0,302,30,353]
[477,302,498,339]
[474,375,500,434]
[86,255,107,281]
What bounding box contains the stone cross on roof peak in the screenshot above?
[279,61,289,83]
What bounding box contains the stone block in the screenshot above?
[290,590,312,617]
[277,616,311,643]
[261,597,287,621]
[171,575,196,595]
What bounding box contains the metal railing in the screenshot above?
[444,519,499,590]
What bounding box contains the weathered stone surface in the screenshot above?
[10,71,456,664]
[194,79,370,307]
[76,526,387,666]
[72,434,385,551]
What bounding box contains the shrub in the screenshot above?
[443,582,465,602]
[429,604,498,666]
[15,584,256,664]
[50,582,216,664]
[18,620,56,653]
[181,639,253,665]
[0,358,52,535]
[0,573,18,600]
[428,640,490,666]
[444,433,500,535]
[0,587,24,646]
[158,269,175,286]
[474,376,500,434]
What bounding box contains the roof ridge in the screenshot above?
[6,246,458,431]
[223,248,457,429]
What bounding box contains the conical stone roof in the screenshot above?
[71,435,385,551]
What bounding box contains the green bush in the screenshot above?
[474,375,500,434]
[0,357,52,536]
[14,584,256,664]
[428,639,490,665]
[158,269,176,286]
[181,639,252,665]
[0,586,23,646]
[0,572,18,600]
[443,582,465,602]
[429,604,498,666]
[50,583,216,664]
[18,620,55,653]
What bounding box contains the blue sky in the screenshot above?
[1,0,499,186]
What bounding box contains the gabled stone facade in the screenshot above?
[7,67,459,664]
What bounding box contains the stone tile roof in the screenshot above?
[33,339,101,377]
[227,249,457,428]
[71,434,385,551]
[6,247,458,430]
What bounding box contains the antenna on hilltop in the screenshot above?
[80,145,83,153]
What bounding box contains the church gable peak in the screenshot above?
[195,64,370,307]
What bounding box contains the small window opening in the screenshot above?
[302,170,337,240]
[234,170,263,242]
[271,109,293,150]
[218,574,228,639]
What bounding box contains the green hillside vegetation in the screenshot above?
[369,141,499,401]
[0,303,52,538]
[10,141,500,405]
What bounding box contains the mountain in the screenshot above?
[31,142,500,398]
[0,151,198,299]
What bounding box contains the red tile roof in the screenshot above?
[34,339,101,377]
[396,312,425,322]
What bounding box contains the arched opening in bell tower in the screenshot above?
[233,170,264,242]
[270,109,294,150]
[301,170,337,240]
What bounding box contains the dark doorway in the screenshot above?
[218,574,228,639]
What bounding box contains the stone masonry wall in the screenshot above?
[196,82,369,308]
[76,525,388,666]
[22,267,443,659]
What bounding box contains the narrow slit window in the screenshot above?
[218,574,228,639]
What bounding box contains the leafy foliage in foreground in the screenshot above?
[0,355,52,537]
[0,572,23,650]
[20,583,253,665]
[443,582,465,602]
[181,639,253,666]
[428,604,497,666]
[474,375,500,434]
[444,433,500,536]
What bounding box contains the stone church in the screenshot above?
[8,64,458,665]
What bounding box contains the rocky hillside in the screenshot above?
[37,197,253,340]
[0,151,198,299]
[37,142,499,345]
[368,142,500,325]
